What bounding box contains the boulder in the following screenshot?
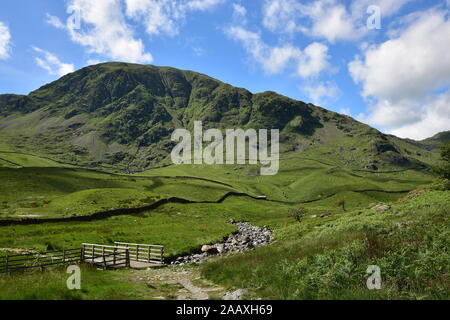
[223,289,246,300]
[215,244,225,253]
[375,204,391,213]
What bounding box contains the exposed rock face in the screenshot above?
[171,222,273,266]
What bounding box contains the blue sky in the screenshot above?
[0,0,449,140]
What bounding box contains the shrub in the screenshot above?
[288,207,308,223]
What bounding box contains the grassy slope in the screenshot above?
[0,197,288,257]
[201,189,450,300]
[0,150,446,300]
[0,166,238,218]
[0,265,153,300]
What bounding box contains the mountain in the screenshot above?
[0,62,447,172]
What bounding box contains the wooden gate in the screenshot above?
[81,243,130,270]
[114,242,164,264]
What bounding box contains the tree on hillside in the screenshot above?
[288,207,308,223]
[335,199,346,212]
[436,141,450,188]
[437,142,450,180]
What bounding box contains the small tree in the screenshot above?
[335,199,346,212]
[437,142,450,180]
[288,206,308,223]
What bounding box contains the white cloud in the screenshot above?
[349,9,450,139]
[304,0,362,43]
[124,0,224,36]
[125,0,184,36]
[226,26,330,78]
[339,107,351,116]
[303,81,340,105]
[86,58,106,65]
[33,47,75,77]
[0,22,11,60]
[232,3,247,24]
[297,42,330,78]
[384,91,450,140]
[186,0,223,11]
[262,0,410,42]
[262,0,302,34]
[45,14,66,29]
[47,0,152,63]
[350,0,411,19]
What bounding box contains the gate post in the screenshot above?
[80,247,84,263]
[126,249,130,268]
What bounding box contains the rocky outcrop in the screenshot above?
[171,222,273,266]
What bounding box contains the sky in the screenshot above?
[0,0,449,140]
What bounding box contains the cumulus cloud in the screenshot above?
[47,0,224,63]
[297,42,330,78]
[0,22,11,60]
[66,0,153,63]
[47,0,152,63]
[349,9,450,139]
[33,47,75,77]
[226,26,330,78]
[232,3,247,24]
[303,81,341,105]
[45,13,66,29]
[262,0,302,34]
[124,0,224,36]
[262,0,410,42]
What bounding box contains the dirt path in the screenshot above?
[127,267,228,300]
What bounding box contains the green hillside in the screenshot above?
[0,62,443,173]
[0,63,448,300]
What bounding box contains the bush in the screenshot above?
[436,142,450,182]
[288,207,308,223]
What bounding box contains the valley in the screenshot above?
[0,63,448,300]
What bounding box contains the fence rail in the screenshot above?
[81,243,130,270]
[114,242,164,264]
[0,248,82,273]
[0,242,165,274]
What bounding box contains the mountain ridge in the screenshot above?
[0,62,447,172]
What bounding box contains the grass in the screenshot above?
[0,197,291,257]
[0,265,152,300]
[0,167,238,218]
[201,190,450,300]
[0,152,446,300]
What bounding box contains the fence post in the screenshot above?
[63,250,66,262]
[80,247,84,263]
[148,247,151,263]
[39,255,44,272]
[113,247,117,265]
[5,255,8,274]
[136,245,139,261]
[91,246,94,263]
[160,247,164,264]
[126,249,130,268]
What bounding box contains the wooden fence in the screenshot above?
[114,242,164,264]
[0,248,82,273]
[0,242,165,274]
[81,243,130,270]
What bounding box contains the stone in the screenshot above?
[375,204,391,213]
[223,289,246,300]
[216,244,225,253]
[170,222,273,266]
[201,245,213,252]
